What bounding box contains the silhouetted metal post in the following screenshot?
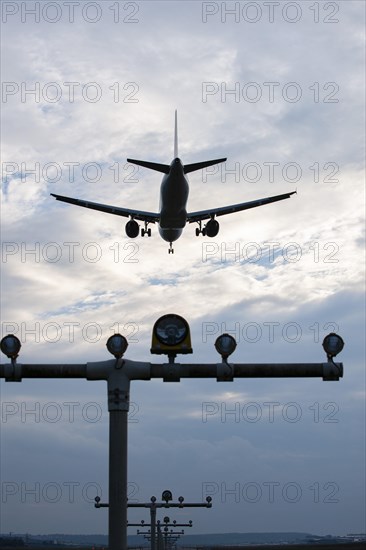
[129,515,192,550]
[127,494,205,550]
[109,409,128,550]
[150,506,157,550]
[89,359,150,550]
[0,330,344,550]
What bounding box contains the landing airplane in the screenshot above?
[51,112,296,253]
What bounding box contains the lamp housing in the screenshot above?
[215,333,237,359]
[151,314,192,356]
[162,490,173,502]
[0,334,21,359]
[322,333,344,359]
[106,334,128,358]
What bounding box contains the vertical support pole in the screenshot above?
[157,523,162,550]
[107,369,131,550]
[109,409,128,550]
[150,505,156,550]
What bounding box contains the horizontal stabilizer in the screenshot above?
[184,158,227,174]
[127,158,170,174]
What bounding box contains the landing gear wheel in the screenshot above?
[141,224,152,237]
[195,221,206,237]
[168,243,174,254]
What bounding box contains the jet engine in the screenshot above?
[205,219,219,238]
[125,219,139,238]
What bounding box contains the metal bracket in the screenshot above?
[322,361,343,381]
[163,362,180,382]
[4,360,22,382]
[108,387,130,411]
[216,361,234,382]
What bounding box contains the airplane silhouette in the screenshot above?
[51,111,296,253]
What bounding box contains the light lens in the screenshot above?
[106,334,128,358]
[322,333,344,358]
[0,334,21,359]
[155,315,188,346]
[215,333,237,359]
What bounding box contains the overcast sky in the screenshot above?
[1,0,365,539]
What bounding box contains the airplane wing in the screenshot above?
[50,194,160,223]
[187,191,296,223]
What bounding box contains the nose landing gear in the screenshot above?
[168,242,174,254]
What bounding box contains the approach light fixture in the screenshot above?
[151,314,192,357]
[0,334,21,360]
[106,334,128,359]
[162,490,173,502]
[215,333,237,360]
[322,333,344,360]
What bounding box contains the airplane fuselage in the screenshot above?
[158,158,189,243]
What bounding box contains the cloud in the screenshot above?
[1,0,365,537]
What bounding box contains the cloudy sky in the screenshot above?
[1,0,365,539]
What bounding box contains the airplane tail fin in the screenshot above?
[128,112,226,175]
[184,158,227,174]
[127,158,170,174]
[127,111,179,173]
[174,109,178,158]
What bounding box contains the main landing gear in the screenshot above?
[195,221,206,237]
[141,221,152,237]
[195,218,220,238]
